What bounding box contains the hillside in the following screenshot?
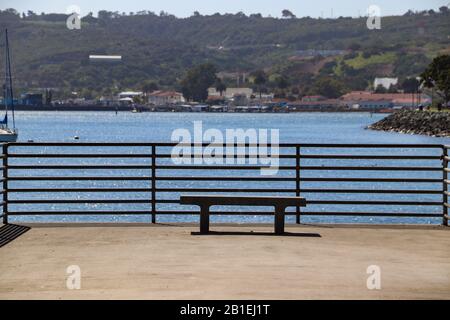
[0,8,449,98]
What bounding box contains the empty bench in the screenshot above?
[179,195,307,235]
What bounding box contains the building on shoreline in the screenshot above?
[148,90,185,105]
[340,91,432,110]
[208,87,253,100]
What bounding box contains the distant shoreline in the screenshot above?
[7,105,394,113]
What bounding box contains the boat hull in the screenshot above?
[0,130,18,142]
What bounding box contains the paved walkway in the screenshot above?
[0,223,449,299]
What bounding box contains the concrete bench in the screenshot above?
[179,195,307,235]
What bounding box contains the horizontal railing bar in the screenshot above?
[7,142,445,148]
[156,154,294,159]
[8,165,153,170]
[7,211,443,217]
[444,156,450,161]
[156,176,444,182]
[300,212,442,217]
[156,188,297,193]
[156,165,295,170]
[8,143,160,147]
[299,178,442,183]
[152,200,443,206]
[7,154,442,160]
[8,188,151,193]
[6,165,443,171]
[299,166,442,171]
[445,203,450,208]
[155,177,296,181]
[155,211,442,217]
[157,165,443,171]
[8,200,150,204]
[155,188,442,194]
[7,176,442,183]
[300,189,443,194]
[8,154,153,158]
[444,191,450,196]
[299,155,441,160]
[7,177,152,181]
[7,211,151,215]
[306,200,442,205]
[155,177,442,183]
[4,177,442,183]
[445,168,450,173]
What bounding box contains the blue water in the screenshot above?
[7,111,450,225]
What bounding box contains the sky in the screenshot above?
[0,0,449,18]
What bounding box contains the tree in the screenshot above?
[252,70,267,99]
[215,78,227,96]
[387,84,399,93]
[275,75,290,90]
[98,10,113,20]
[374,84,387,93]
[348,42,362,51]
[45,89,53,105]
[401,78,420,93]
[313,77,346,98]
[180,63,218,102]
[439,6,449,14]
[420,55,450,107]
[282,9,296,19]
[142,81,159,95]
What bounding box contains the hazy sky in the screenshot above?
[1,0,448,18]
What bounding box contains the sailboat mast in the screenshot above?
[5,29,15,130]
[3,30,8,118]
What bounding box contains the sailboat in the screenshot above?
[0,29,18,142]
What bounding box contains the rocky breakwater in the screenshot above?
[368,110,450,137]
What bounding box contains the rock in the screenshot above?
[367,110,450,137]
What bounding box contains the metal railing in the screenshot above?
[0,142,448,226]
[444,145,449,226]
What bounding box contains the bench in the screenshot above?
[179,195,307,235]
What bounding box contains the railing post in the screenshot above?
[2,144,8,225]
[296,146,301,224]
[443,147,448,227]
[151,145,156,224]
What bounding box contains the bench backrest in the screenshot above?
[180,195,306,207]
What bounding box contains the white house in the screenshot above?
[374,78,398,90]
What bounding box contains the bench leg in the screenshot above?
[200,205,210,234]
[274,206,286,235]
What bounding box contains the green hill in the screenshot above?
[0,8,449,98]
